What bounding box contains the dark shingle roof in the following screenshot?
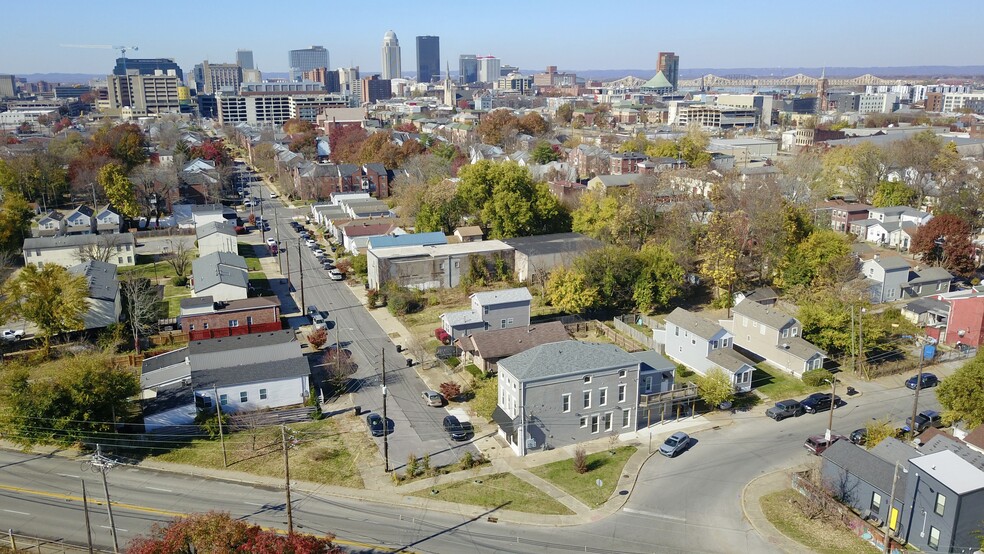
[68,260,118,301]
[191,356,310,389]
[733,299,796,330]
[707,347,755,372]
[458,321,569,360]
[502,232,604,257]
[822,439,898,494]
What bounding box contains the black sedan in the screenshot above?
[905,373,939,390]
[366,413,386,437]
[801,392,841,414]
[443,415,471,441]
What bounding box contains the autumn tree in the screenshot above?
[288,131,319,158]
[871,180,918,208]
[530,141,560,164]
[328,125,369,163]
[545,267,599,313]
[97,162,139,219]
[632,243,685,314]
[778,229,855,288]
[936,352,984,428]
[517,112,549,136]
[555,103,574,124]
[162,238,194,277]
[476,109,518,146]
[3,264,89,357]
[0,193,33,255]
[189,139,231,166]
[415,180,466,235]
[822,142,886,204]
[0,153,69,203]
[863,419,900,450]
[699,210,743,308]
[130,164,178,223]
[679,125,712,168]
[910,213,976,276]
[574,246,646,311]
[89,122,148,170]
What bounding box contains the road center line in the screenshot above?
[56,473,80,479]
[100,526,128,533]
[3,509,30,516]
[244,501,266,506]
[146,486,173,492]
[622,507,687,522]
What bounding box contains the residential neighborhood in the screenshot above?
[2,5,984,553]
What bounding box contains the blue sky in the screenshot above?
[3,0,983,76]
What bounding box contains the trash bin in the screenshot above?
[395,345,403,353]
[406,358,413,367]
[353,405,361,416]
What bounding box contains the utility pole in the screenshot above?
[298,238,305,310]
[909,347,926,440]
[382,348,390,472]
[281,425,294,534]
[81,480,94,554]
[213,386,227,467]
[259,190,266,243]
[275,206,282,274]
[850,306,857,375]
[284,238,291,291]
[90,445,119,553]
[883,462,903,552]
[858,307,866,379]
[826,377,837,440]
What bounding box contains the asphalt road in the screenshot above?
[242,178,479,473]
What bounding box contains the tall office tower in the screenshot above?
[338,67,361,107]
[289,46,329,82]
[477,56,500,83]
[193,60,243,94]
[657,52,680,90]
[459,55,478,84]
[415,36,440,83]
[381,31,401,80]
[0,74,16,99]
[236,49,255,70]
[113,58,183,80]
[362,75,392,104]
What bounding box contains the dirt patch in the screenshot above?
[760,489,879,554]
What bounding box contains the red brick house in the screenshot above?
[610,152,648,175]
[179,296,282,340]
[828,201,872,233]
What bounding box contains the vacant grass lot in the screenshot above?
[149,418,366,488]
[752,363,822,400]
[238,244,263,271]
[118,254,182,281]
[760,489,878,554]
[414,472,574,515]
[529,446,636,508]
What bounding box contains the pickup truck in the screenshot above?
[1,329,25,341]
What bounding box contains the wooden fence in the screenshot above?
[562,319,648,352]
[612,314,659,351]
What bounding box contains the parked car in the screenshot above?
[311,313,327,330]
[305,239,317,248]
[313,250,325,259]
[266,237,277,247]
[659,432,691,457]
[1,329,25,342]
[905,373,939,390]
[766,400,803,421]
[804,434,848,455]
[801,393,840,414]
[443,415,470,441]
[421,390,444,407]
[366,413,386,437]
[434,328,452,345]
[328,269,344,281]
[322,261,336,270]
[307,305,320,318]
[849,428,867,445]
[269,191,279,198]
[903,410,943,434]
[243,199,253,208]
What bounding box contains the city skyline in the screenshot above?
[1,0,983,76]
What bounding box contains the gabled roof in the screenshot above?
[590,174,639,188]
[342,222,399,238]
[442,309,483,327]
[68,205,94,218]
[38,210,64,222]
[195,221,237,240]
[23,233,135,251]
[191,252,248,293]
[907,267,953,286]
[68,260,119,302]
[630,350,676,372]
[707,347,755,372]
[919,433,984,471]
[191,356,310,390]
[454,226,484,238]
[822,439,898,494]
[665,307,725,341]
[903,297,950,315]
[777,336,826,360]
[502,232,603,257]
[471,287,532,306]
[458,321,570,360]
[867,255,911,272]
[499,340,639,382]
[870,436,922,465]
[733,299,796,330]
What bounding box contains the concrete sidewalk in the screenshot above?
[740,468,811,554]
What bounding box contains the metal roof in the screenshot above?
[733,299,796,330]
[23,232,135,251]
[909,449,984,494]
[665,307,725,341]
[869,256,911,271]
[502,232,604,257]
[195,221,237,240]
[499,340,639,382]
[368,232,447,250]
[191,252,249,294]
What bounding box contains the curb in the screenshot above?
[739,466,810,554]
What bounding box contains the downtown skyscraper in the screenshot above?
[415,36,439,83]
[381,31,401,80]
[289,46,329,82]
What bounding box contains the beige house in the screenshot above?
[729,300,826,376]
[196,222,238,257]
[22,233,136,269]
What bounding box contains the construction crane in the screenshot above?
[60,44,139,72]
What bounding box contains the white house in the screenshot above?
[195,222,238,257]
[191,204,237,228]
[68,260,122,330]
[22,233,137,268]
[190,251,248,302]
[34,210,66,237]
[663,307,754,392]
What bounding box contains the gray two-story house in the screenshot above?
[494,340,640,456]
[663,307,755,392]
[861,255,912,304]
[441,287,532,339]
[731,300,825,377]
[64,205,95,235]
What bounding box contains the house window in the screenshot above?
[622,410,631,428]
[791,327,799,336]
[259,388,267,400]
[934,493,945,516]
[203,322,209,329]
[240,391,248,403]
[928,526,940,550]
[691,339,696,345]
[583,375,592,384]
[870,492,882,513]
[599,387,607,406]
[583,390,591,409]
[118,257,123,264]
[618,383,626,402]
[229,320,239,327]
[603,412,613,432]
[591,415,599,433]
[189,324,195,331]
[710,340,718,349]
[500,319,506,329]
[219,394,228,406]
[742,316,748,327]
[723,338,730,348]
[127,256,132,264]
[644,376,653,393]
[674,326,679,336]
[562,393,571,413]
[782,329,789,338]
[246,316,253,326]
[618,369,626,378]
[202,396,212,408]
[483,306,489,315]
[580,416,587,428]
[937,282,943,291]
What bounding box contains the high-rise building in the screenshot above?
[193,61,243,94]
[415,36,440,83]
[477,56,500,83]
[338,67,361,107]
[458,55,478,84]
[106,70,181,116]
[362,75,392,104]
[289,46,330,82]
[381,31,401,80]
[113,58,183,80]
[657,52,679,90]
[236,49,255,70]
[0,74,16,99]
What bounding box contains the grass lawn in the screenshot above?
[161,282,191,318]
[529,446,636,508]
[118,255,180,281]
[249,271,271,295]
[238,243,263,271]
[675,365,699,386]
[149,418,365,488]
[760,489,879,554]
[752,363,821,400]
[414,472,574,515]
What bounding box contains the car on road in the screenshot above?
[366,413,386,437]
[905,372,939,390]
[849,428,867,445]
[322,261,336,270]
[659,432,691,457]
[443,415,470,441]
[766,399,803,421]
[266,237,277,247]
[903,410,943,434]
[313,250,325,259]
[269,191,279,198]
[804,434,848,455]
[305,239,317,248]
[801,393,840,414]
[328,269,344,281]
[311,313,327,330]
[243,199,253,208]
[1,329,25,342]
[421,390,444,407]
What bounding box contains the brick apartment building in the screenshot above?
[179,296,282,340]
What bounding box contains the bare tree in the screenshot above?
[76,234,127,264]
[163,238,193,277]
[121,273,160,353]
[130,165,178,224]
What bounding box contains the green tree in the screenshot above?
[822,142,885,204]
[871,180,918,208]
[530,141,560,164]
[632,243,685,313]
[545,267,599,313]
[4,264,89,356]
[778,229,854,287]
[350,253,368,277]
[696,368,734,408]
[0,354,140,445]
[864,419,899,450]
[0,193,33,254]
[699,212,741,306]
[98,162,139,219]
[574,245,645,311]
[555,103,574,124]
[90,122,147,170]
[645,139,680,159]
[679,125,711,167]
[936,352,984,428]
[0,153,69,202]
[457,161,570,238]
